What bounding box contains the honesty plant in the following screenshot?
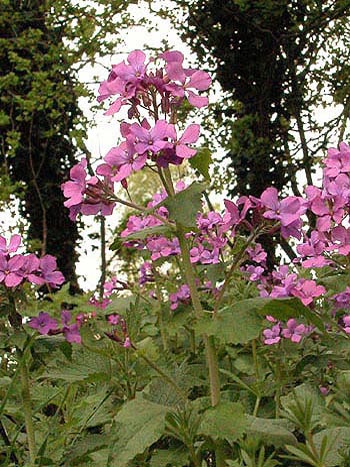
[5,48,350,467]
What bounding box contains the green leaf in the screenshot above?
[280,384,324,432]
[195,305,263,344]
[189,146,212,180]
[162,182,207,227]
[313,427,350,466]
[136,337,160,361]
[217,297,325,331]
[246,415,297,447]
[65,434,110,464]
[284,443,319,466]
[199,401,247,441]
[150,447,189,467]
[124,224,173,241]
[110,397,168,467]
[44,347,112,383]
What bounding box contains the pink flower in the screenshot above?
[123,337,132,348]
[97,141,147,182]
[263,324,281,345]
[324,142,350,178]
[0,234,21,254]
[146,237,180,261]
[130,120,174,155]
[282,319,307,343]
[162,50,211,108]
[62,159,87,211]
[291,279,326,306]
[0,254,25,287]
[108,314,120,325]
[174,124,201,159]
[260,187,304,239]
[112,50,147,86]
[39,255,65,288]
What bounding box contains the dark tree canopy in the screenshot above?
[0,0,136,287]
[0,0,81,285]
[173,0,350,198]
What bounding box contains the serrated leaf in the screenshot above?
[195,306,263,344]
[65,434,110,464]
[136,336,160,361]
[313,427,350,466]
[246,415,297,447]
[199,401,247,441]
[44,347,112,383]
[189,146,212,180]
[162,182,207,227]
[150,447,189,467]
[110,397,168,467]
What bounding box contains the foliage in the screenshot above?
[3,46,350,467]
[0,0,136,284]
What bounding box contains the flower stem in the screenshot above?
[19,350,36,465]
[160,167,225,465]
[153,268,168,351]
[213,230,257,316]
[140,354,188,402]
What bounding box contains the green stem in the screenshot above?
[252,339,261,417]
[160,166,225,465]
[213,230,258,316]
[19,350,36,465]
[253,396,261,417]
[203,335,221,407]
[188,444,201,467]
[140,354,188,402]
[153,267,168,351]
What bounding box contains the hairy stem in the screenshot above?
[19,350,36,465]
[140,354,188,402]
[160,167,226,465]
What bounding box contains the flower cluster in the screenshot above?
[62,50,211,221]
[29,310,83,344]
[89,276,128,310]
[263,318,312,345]
[0,234,64,289]
[105,313,131,348]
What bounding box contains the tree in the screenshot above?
[170,0,350,198]
[0,0,136,287]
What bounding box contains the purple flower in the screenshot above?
[63,324,81,344]
[108,314,120,325]
[291,279,326,306]
[260,187,305,239]
[169,284,191,310]
[0,254,25,287]
[282,319,306,343]
[61,310,81,344]
[39,255,65,288]
[130,120,174,155]
[333,288,350,310]
[29,312,58,335]
[0,234,21,254]
[263,324,281,345]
